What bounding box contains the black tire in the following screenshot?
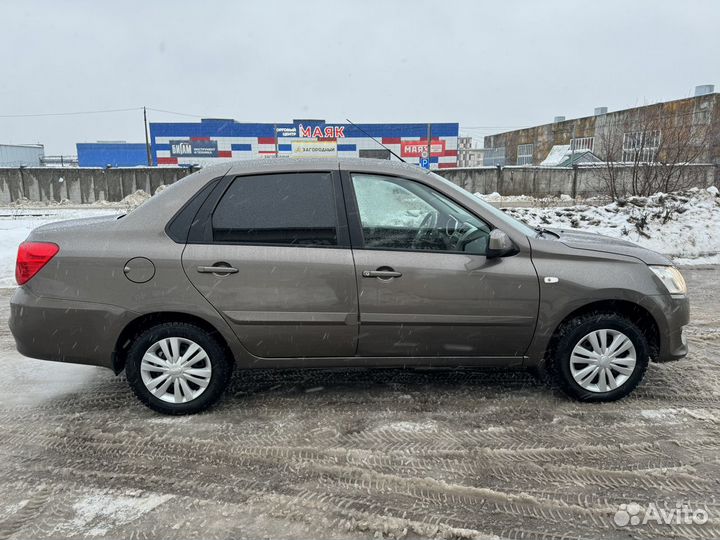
[125,322,233,415]
[551,312,649,402]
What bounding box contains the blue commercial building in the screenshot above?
[76,142,148,167]
[150,119,459,169]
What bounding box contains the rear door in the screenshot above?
[343,171,539,359]
[182,170,358,358]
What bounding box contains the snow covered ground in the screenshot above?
[478,186,720,265]
[0,190,718,539]
[1,269,720,539]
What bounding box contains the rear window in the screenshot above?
[211,172,338,246]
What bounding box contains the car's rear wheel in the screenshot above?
[125,322,233,415]
[552,312,649,401]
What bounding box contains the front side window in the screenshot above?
[212,172,338,245]
[351,173,491,255]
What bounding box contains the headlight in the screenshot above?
[649,266,687,294]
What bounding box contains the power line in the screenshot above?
[0,107,142,118]
[146,107,205,118]
[0,106,211,119]
[462,125,529,129]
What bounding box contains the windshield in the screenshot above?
[429,172,537,237]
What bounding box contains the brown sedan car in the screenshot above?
[10,159,689,414]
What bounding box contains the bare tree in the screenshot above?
[594,115,626,200]
[596,104,718,198]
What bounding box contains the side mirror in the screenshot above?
[486,229,516,258]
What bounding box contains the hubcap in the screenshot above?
[569,329,637,393]
[140,337,212,404]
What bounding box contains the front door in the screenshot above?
[346,172,539,358]
[182,170,358,358]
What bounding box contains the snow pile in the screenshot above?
[6,189,155,210]
[8,197,74,208]
[119,190,151,208]
[84,190,150,209]
[494,187,720,263]
[478,191,503,201]
[476,192,575,205]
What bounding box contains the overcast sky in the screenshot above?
[1,0,718,154]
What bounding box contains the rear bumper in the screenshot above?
[639,293,690,362]
[9,287,136,370]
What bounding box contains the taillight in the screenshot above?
[16,242,59,285]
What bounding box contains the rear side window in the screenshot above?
[212,172,338,246]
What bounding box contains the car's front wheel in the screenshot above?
[125,322,233,414]
[552,312,649,401]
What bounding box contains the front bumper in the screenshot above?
[640,293,690,362]
[9,287,136,370]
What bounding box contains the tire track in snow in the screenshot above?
[1,270,720,539]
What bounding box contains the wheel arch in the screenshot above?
[545,299,660,361]
[112,312,234,374]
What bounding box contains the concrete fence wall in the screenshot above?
[0,164,717,204]
[440,163,718,198]
[0,167,194,204]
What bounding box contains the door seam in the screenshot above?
[337,165,361,355]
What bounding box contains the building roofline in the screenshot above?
[485,92,719,140]
[0,143,44,149]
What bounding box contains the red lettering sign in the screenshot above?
[401,140,446,157]
[298,124,346,139]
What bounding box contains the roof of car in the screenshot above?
[226,157,433,178]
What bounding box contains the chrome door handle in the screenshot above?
[197,265,238,274]
[362,270,402,279]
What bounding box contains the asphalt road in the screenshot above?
[0,267,719,540]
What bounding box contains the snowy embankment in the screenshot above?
[478,186,720,265]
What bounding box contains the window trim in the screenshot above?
[340,170,493,256]
[165,176,224,244]
[186,169,351,248]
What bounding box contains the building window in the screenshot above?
[517,143,533,165]
[622,131,661,162]
[693,101,712,125]
[570,137,594,152]
[484,147,505,167]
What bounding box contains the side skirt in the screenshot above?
[237,356,527,369]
